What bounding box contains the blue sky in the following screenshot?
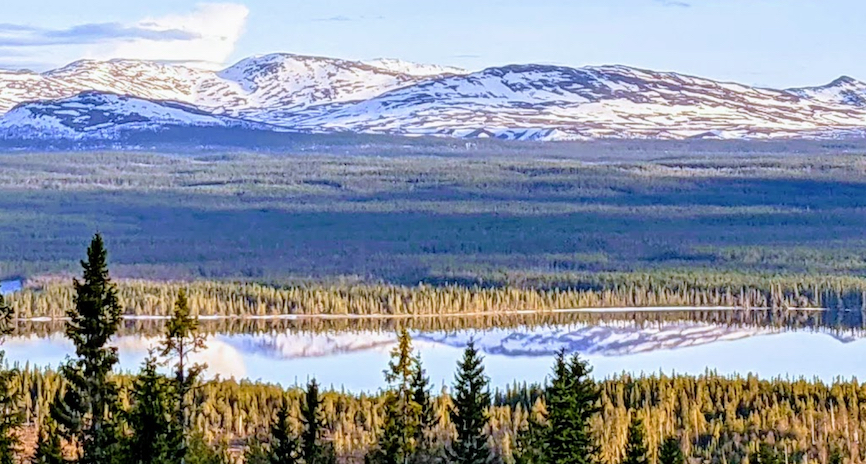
[1,0,863,88]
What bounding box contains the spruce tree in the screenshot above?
[622,415,648,464]
[0,295,20,464]
[658,438,684,464]
[368,329,424,464]
[124,353,176,464]
[31,418,64,464]
[448,341,491,464]
[52,234,124,464]
[161,289,207,462]
[410,356,437,463]
[267,398,300,464]
[514,411,547,464]
[300,379,336,464]
[545,351,600,464]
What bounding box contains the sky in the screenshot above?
[1,0,864,88]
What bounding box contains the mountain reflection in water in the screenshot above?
[1,319,863,392]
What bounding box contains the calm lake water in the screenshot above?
[2,319,863,391]
[0,280,21,295]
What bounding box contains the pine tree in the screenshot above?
[31,418,64,464]
[267,399,300,464]
[123,353,176,464]
[514,412,547,464]
[161,289,207,463]
[52,234,124,464]
[300,379,336,464]
[622,415,648,464]
[368,329,424,464]
[410,356,437,463]
[751,444,781,464]
[0,295,20,464]
[448,341,491,464]
[545,351,600,464]
[658,438,684,464]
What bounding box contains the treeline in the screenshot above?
[2,236,866,463]
[10,342,866,464]
[9,271,866,319]
[5,307,851,338]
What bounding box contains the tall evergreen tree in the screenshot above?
[542,351,601,464]
[123,353,176,464]
[622,415,648,464]
[448,341,492,464]
[367,329,426,464]
[300,379,336,464]
[410,356,437,463]
[267,398,300,464]
[0,295,20,464]
[52,234,124,464]
[31,418,64,464]
[161,289,207,463]
[514,410,547,464]
[658,438,684,464]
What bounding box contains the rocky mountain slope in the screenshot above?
[1,53,865,143]
[0,91,269,140]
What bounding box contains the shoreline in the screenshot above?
[13,305,825,323]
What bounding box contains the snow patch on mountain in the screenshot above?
[1,54,866,142]
[0,91,264,140]
[788,76,866,107]
[363,58,467,77]
[217,322,791,361]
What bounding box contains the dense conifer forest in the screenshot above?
[0,235,861,464]
[3,145,866,463]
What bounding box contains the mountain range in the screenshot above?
[2,53,866,144]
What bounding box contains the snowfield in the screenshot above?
[1,54,866,142]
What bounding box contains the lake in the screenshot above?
[3,317,863,391]
[0,280,21,295]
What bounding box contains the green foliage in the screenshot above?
[123,353,178,464]
[161,289,207,462]
[449,341,492,464]
[5,150,866,283]
[0,295,20,464]
[368,330,432,464]
[750,444,782,464]
[622,416,648,464]
[657,438,684,464]
[51,234,124,464]
[299,380,336,464]
[31,418,63,464]
[545,351,601,464]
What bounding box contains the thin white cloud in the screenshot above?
[654,0,691,7]
[0,2,249,71]
[0,22,198,46]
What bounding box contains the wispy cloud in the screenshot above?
[313,15,353,22]
[0,23,198,47]
[311,14,384,23]
[0,2,249,70]
[654,0,691,7]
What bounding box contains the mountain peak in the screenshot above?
[2,52,866,144]
[363,58,467,77]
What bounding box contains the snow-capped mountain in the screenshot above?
[297,65,866,140]
[2,53,866,143]
[0,91,268,140]
[219,323,779,360]
[787,76,866,107]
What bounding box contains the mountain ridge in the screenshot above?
[1,53,865,143]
